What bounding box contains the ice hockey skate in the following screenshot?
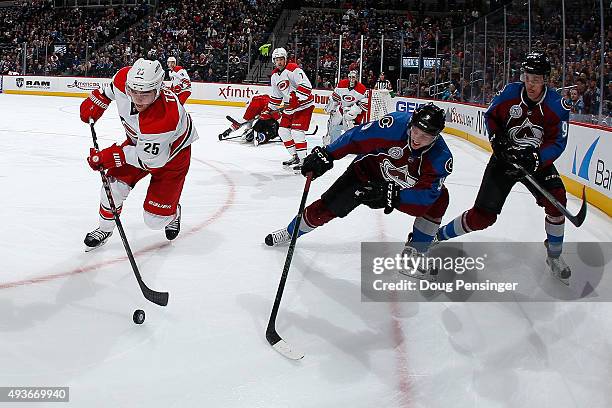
[265,228,291,246]
[84,228,113,252]
[165,204,181,240]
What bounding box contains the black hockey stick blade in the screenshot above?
[88,120,169,307]
[306,125,319,136]
[265,173,313,360]
[517,164,588,227]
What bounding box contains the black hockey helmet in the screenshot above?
[410,103,446,136]
[522,52,551,76]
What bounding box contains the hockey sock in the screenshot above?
[98,177,131,232]
[292,130,307,161]
[411,217,441,253]
[287,215,316,238]
[545,215,565,257]
[279,127,296,156]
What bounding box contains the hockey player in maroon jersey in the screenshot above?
[79,58,199,251]
[437,52,573,285]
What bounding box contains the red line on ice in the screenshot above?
[0,159,235,290]
[376,212,413,408]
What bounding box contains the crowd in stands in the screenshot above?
[0,0,150,76]
[1,0,612,121]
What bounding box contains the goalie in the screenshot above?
[323,71,368,145]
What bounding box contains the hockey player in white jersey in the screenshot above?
[167,56,192,105]
[260,47,314,172]
[79,58,199,251]
[323,70,368,145]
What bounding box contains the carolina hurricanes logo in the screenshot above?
[277,80,290,91]
[507,117,544,148]
[343,95,356,103]
[380,159,417,189]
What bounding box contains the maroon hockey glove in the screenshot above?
[87,144,126,171]
[301,146,334,179]
[80,88,111,123]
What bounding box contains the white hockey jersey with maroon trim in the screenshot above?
[268,62,314,114]
[169,65,191,104]
[102,66,198,170]
[330,79,368,113]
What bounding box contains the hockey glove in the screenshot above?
[301,146,334,179]
[502,145,540,179]
[87,144,126,171]
[354,181,400,214]
[80,88,111,123]
[489,132,510,159]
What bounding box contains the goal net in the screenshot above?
[366,89,395,121]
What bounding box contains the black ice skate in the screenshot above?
[282,155,300,168]
[292,159,304,174]
[165,204,181,240]
[84,228,113,252]
[265,228,291,246]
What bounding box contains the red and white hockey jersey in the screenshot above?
[329,79,368,114]
[268,62,314,114]
[102,66,198,170]
[168,65,192,105]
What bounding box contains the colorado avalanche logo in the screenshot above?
[508,117,544,148]
[380,159,417,189]
[342,95,356,103]
[16,78,24,88]
[387,147,404,159]
[277,80,290,92]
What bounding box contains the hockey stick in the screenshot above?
[88,120,169,307]
[515,163,587,227]
[266,173,313,360]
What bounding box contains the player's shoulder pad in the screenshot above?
[113,66,131,93]
[138,94,180,135]
[358,111,410,140]
[427,136,454,176]
[337,78,350,88]
[498,81,522,98]
[271,67,279,76]
[354,82,367,94]
[544,87,571,119]
[285,62,300,72]
[173,66,185,72]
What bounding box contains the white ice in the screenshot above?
[0,94,611,408]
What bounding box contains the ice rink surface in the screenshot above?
[0,94,611,408]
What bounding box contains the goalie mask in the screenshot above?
[348,70,358,88]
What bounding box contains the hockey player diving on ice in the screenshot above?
[265,103,453,279]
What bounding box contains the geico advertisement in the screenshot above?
[558,125,612,197]
[395,98,489,141]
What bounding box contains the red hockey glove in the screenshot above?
[259,110,273,121]
[289,92,300,110]
[80,88,111,123]
[87,144,126,171]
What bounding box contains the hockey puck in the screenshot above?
[133,309,145,324]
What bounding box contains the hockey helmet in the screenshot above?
[521,52,551,77]
[271,47,288,62]
[167,56,177,63]
[410,103,446,136]
[127,58,164,95]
